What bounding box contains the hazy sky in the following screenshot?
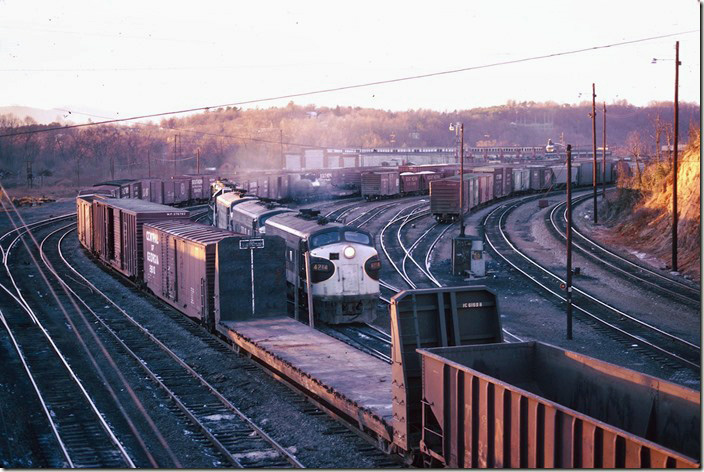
[0,0,700,122]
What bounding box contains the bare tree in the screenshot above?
[625,131,644,185]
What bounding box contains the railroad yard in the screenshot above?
[0,4,700,467]
[0,173,699,467]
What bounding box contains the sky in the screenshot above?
[0,0,700,123]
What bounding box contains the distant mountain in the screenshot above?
[0,106,70,125]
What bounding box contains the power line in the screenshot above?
[0,28,697,140]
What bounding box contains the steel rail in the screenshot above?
[551,196,699,301]
[0,310,73,467]
[1,219,136,467]
[483,200,699,369]
[54,226,304,468]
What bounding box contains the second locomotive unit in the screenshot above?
[213,191,381,324]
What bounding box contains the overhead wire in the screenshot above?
[0,28,697,139]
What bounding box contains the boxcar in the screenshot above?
[550,164,579,186]
[471,166,508,198]
[81,185,119,198]
[162,180,176,205]
[142,221,287,332]
[429,174,479,222]
[476,173,494,204]
[76,195,97,251]
[172,177,191,205]
[512,168,530,192]
[178,175,206,202]
[528,165,554,190]
[417,171,440,194]
[92,198,191,279]
[399,172,421,195]
[418,342,700,468]
[361,170,400,200]
[138,178,164,204]
[96,179,135,199]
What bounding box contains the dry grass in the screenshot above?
[602,131,700,281]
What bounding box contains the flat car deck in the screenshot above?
[218,317,393,441]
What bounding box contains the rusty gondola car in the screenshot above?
[418,342,700,468]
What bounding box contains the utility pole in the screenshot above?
[602,102,606,199]
[591,83,598,224]
[173,134,178,177]
[459,123,465,237]
[147,148,151,178]
[280,128,284,170]
[196,147,201,175]
[672,40,680,272]
[566,144,573,340]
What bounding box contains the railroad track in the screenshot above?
[36,223,304,468]
[0,212,136,468]
[549,194,700,307]
[320,323,392,364]
[483,195,700,370]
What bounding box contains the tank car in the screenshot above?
[265,209,381,324]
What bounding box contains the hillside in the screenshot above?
[601,130,700,281]
[0,101,699,189]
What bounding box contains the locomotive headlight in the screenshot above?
[343,246,356,259]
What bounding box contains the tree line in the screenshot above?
[0,100,698,189]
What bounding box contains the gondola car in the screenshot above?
[265,209,381,324]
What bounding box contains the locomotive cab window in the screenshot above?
[344,231,371,246]
[310,231,341,248]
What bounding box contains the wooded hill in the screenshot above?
[0,101,698,189]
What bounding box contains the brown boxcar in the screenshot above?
[93,198,190,279]
[181,174,218,201]
[399,172,421,195]
[418,171,440,194]
[162,180,176,205]
[361,170,400,200]
[429,174,479,222]
[480,173,494,204]
[81,185,119,198]
[528,165,554,190]
[76,195,97,251]
[389,287,503,454]
[471,166,506,198]
[418,342,700,468]
[172,177,191,205]
[138,178,164,204]
[502,165,513,195]
[178,175,205,201]
[96,179,135,198]
[142,221,287,331]
[128,180,142,199]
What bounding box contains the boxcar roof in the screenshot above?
[96,197,190,215]
[94,179,136,187]
[438,173,482,182]
[145,220,241,245]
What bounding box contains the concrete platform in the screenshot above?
[217,317,393,441]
